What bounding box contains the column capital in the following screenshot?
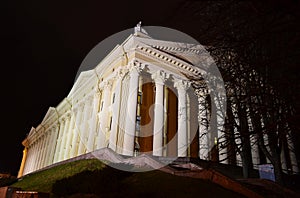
[151,70,169,84]
[100,80,112,90]
[174,79,190,91]
[73,101,85,111]
[115,68,128,80]
[59,116,66,123]
[131,60,145,74]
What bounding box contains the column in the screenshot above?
[64,112,75,159]
[28,144,35,173]
[41,132,50,168]
[123,65,142,156]
[87,90,101,152]
[251,135,260,169]
[198,89,209,160]
[78,97,92,154]
[30,143,38,172]
[44,129,52,166]
[36,137,44,170]
[97,81,112,149]
[59,114,70,161]
[174,79,190,157]
[152,70,168,156]
[53,119,65,163]
[215,92,227,163]
[42,131,50,167]
[23,147,30,175]
[18,147,28,177]
[109,70,124,151]
[38,135,47,169]
[48,124,59,165]
[70,103,83,157]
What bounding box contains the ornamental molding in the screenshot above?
[136,45,203,77]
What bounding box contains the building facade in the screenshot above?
[18,25,298,177]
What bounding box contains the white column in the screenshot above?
[59,114,70,161]
[42,131,50,167]
[42,129,50,167]
[36,137,43,170]
[78,97,92,155]
[109,70,125,152]
[214,91,227,163]
[31,142,38,172]
[45,128,54,166]
[174,79,190,157]
[70,104,83,157]
[251,135,260,169]
[87,90,101,152]
[97,81,112,149]
[49,124,59,164]
[64,112,75,159]
[53,119,65,163]
[36,138,42,170]
[123,65,142,156]
[152,70,168,156]
[28,144,35,173]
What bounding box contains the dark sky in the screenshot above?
[2,0,299,176]
[3,0,186,175]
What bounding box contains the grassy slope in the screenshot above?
[11,159,246,197]
[11,159,105,192]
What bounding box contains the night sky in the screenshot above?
[2,0,300,176]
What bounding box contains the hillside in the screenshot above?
[11,159,247,197]
[11,155,300,198]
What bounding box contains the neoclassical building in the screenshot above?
[18,24,298,177]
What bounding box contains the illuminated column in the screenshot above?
[53,119,65,163]
[45,128,54,166]
[18,147,28,177]
[42,131,50,167]
[152,70,168,156]
[41,131,50,168]
[34,141,40,170]
[23,147,30,175]
[49,124,59,164]
[24,146,32,175]
[97,81,112,149]
[64,112,75,159]
[251,135,260,168]
[174,79,190,157]
[70,103,83,157]
[78,98,92,155]
[123,64,142,156]
[214,92,227,163]
[31,143,38,172]
[28,144,35,173]
[36,136,44,169]
[59,114,70,161]
[109,70,125,151]
[87,90,101,152]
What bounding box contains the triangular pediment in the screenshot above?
[41,107,57,124]
[68,70,95,98]
[28,127,36,137]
